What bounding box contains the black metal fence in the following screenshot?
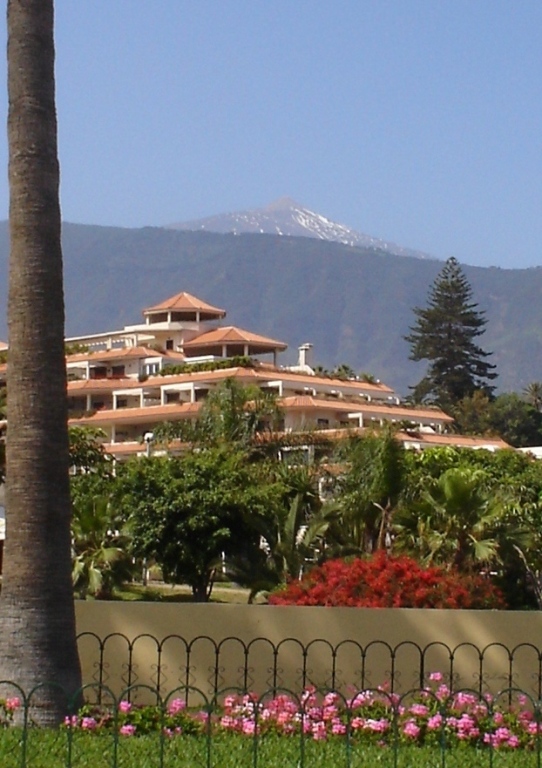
[76,631,542,703]
[2,635,542,765]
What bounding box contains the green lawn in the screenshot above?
[110,582,251,604]
[1,731,540,768]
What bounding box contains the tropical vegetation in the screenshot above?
[64,382,542,611]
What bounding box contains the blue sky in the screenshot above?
[0,1,541,268]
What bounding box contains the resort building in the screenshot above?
[55,290,507,458]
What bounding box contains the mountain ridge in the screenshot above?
[168,197,435,261]
[0,221,540,395]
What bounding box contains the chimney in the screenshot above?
[298,343,313,368]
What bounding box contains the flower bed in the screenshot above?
[40,674,542,751]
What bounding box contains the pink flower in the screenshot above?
[5,697,20,711]
[331,719,346,735]
[427,714,443,730]
[454,691,478,708]
[167,698,186,715]
[409,703,429,717]
[119,724,136,736]
[64,715,79,728]
[429,672,443,682]
[436,684,451,701]
[403,720,421,739]
[312,721,327,741]
[365,718,390,733]
[118,700,132,713]
[220,715,237,730]
[81,717,97,731]
[242,719,256,735]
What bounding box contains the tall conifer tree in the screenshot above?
[405,257,497,407]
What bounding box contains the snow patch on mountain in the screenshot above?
[168,197,433,260]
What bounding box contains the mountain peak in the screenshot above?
[168,200,432,260]
[265,196,303,211]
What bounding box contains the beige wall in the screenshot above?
[75,602,542,702]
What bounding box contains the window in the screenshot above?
[166,339,174,351]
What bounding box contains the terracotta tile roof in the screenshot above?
[68,377,142,392]
[257,368,395,394]
[398,432,510,449]
[144,291,226,316]
[184,326,288,351]
[103,438,188,457]
[297,426,510,450]
[70,401,202,426]
[67,366,261,394]
[279,395,454,422]
[66,346,184,364]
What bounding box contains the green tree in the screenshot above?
[118,448,279,602]
[0,0,82,722]
[331,363,356,381]
[523,381,542,411]
[326,429,404,555]
[451,390,492,436]
[395,467,502,570]
[69,426,110,474]
[405,257,497,407]
[398,450,539,606]
[452,391,542,447]
[245,464,333,593]
[487,393,542,448]
[154,378,282,455]
[72,496,133,600]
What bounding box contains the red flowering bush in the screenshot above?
[268,551,505,609]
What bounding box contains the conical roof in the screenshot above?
[144,291,226,317]
[184,325,287,351]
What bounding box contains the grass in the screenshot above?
[1,731,541,768]
[112,581,251,604]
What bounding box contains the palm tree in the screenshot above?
[0,0,82,723]
[394,467,503,570]
[523,382,542,411]
[72,497,134,600]
[231,464,337,600]
[154,378,283,454]
[326,429,404,555]
[332,363,356,381]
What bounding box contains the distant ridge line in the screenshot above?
[167,197,436,262]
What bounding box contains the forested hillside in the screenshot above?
[0,221,540,394]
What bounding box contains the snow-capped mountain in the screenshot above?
[168,197,432,259]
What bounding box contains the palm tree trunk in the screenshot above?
[0,0,82,725]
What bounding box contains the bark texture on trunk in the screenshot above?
[0,0,82,724]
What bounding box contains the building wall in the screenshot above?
[75,603,542,701]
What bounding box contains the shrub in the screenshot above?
[268,551,505,609]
